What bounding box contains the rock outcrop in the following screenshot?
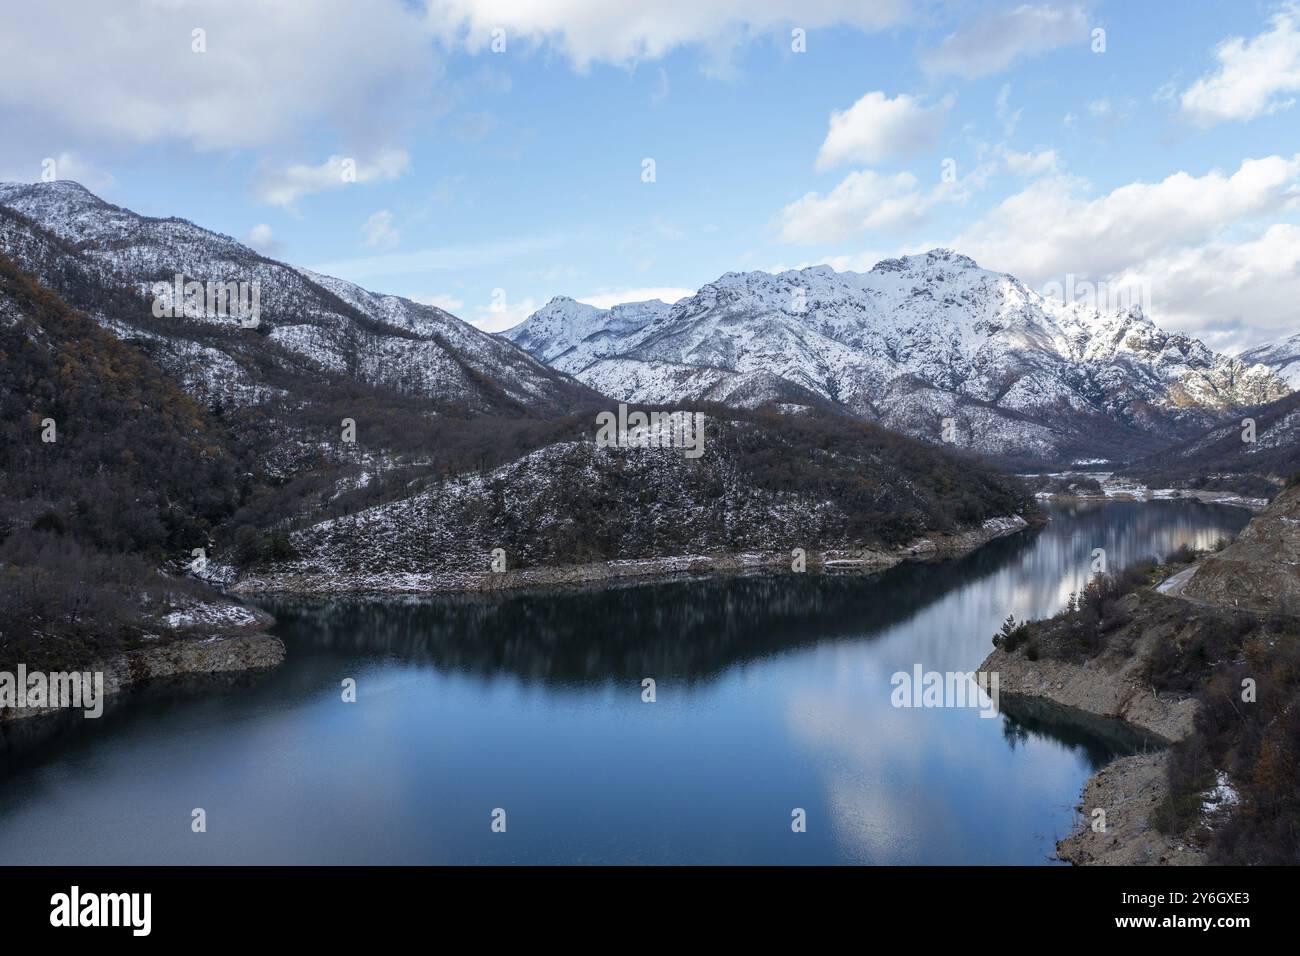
[982,591,1200,744]
[1179,483,1300,611]
[1056,752,1207,865]
[1,607,284,722]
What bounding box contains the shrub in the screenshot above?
[994,614,1030,652]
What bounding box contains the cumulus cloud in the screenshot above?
[947,155,1300,346]
[1107,223,1300,350]
[777,170,929,244]
[1181,5,1300,126]
[922,4,1091,78]
[361,210,401,249]
[815,92,951,170]
[0,0,439,151]
[952,155,1300,282]
[421,0,910,67]
[255,151,411,208]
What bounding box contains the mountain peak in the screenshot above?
[1,179,105,202]
[871,248,981,274]
[0,178,93,193]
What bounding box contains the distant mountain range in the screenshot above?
[504,250,1293,466]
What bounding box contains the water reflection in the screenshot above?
[0,500,1251,865]
[254,533,1041,685]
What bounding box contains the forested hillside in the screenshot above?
[0,252,243,669]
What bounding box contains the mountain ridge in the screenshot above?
[503,250,1290,465]
[0,179,597,416]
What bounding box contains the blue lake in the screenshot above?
[0,499,1250,864]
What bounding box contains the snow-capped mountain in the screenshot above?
[1240,332,1300,389]
[503,250,1290,463]
[0,180,592,414]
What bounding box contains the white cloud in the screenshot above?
[0,0,439,151]
[0,151,117,192]
[244,223,282,256]
[777,248,895,274]
[1001,148,1059,176]
[423,0,910,67]
[471,295,541,332]
[256,150,410,208]
[777,170,929,244]
[789,157,1300,346]
[1107,223,1300,350]
[815,92,951,170]
[951,155,1300,283]
[578,287,695,308]
[1180,4,1300,128]
[361,209,401,249]
[947,155,1300,345]
[1181,6,1300,126]
[922,4,1090,78]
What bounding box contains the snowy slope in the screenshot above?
[232,411,1036,591]
[0,180,593,413]
[503,249,1289,462]
[1240,332,1300,389]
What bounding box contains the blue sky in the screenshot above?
[2,1,1298,349]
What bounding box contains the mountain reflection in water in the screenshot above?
[0,499,1249,865]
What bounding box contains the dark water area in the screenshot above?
[0,500,1250,864]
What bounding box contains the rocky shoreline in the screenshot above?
[5,514,1033,722]
[1026,471,1272,512]
[1037,489,1270,511]
[982,593,1199,744]
[1054,751,1206,865]
[229,514,1034,596]
[0,609,285,723]
[984,483,1300,864]
[980,587,1214,865]
[981,587,1208,865]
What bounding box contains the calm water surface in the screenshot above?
[0,500,1250,864]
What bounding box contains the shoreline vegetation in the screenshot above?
[0,607,283,723]
[228,514,1034,596]
[1023,471,1273,511]
[2,511,1036,721]
[982,480,1300,865]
